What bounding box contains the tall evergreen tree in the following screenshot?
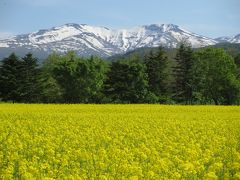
[172,43,194,104]
[18,53,40,102]
[144,46,169,103]
[0,53,21,102]
[234,53,240,79]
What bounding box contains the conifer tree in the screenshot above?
[18,53,40,102]
[0,53,21,102]
[144,46,169,102]
[172,43,194,104]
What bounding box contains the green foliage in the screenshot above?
[39,53,63,103]
[234,53,240,79]
[1,47,240,104]
[0,53,21,102]
[208,43,240,58]
[104,55,149,103]
[193,48,240,105]
[52,52,107,103]
[0,53,41,103]
[144,47,170,103]
[110,43,240,62]
[172,43,195,104]
[18,53,41,102]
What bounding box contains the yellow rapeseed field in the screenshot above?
[0,104,240,179]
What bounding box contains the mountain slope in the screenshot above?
[0,23,222,58]
[109,43,240,62]
[215,34,240,43]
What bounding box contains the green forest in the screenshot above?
[1,44,240,105]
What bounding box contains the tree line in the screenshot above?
[0,44,240,105]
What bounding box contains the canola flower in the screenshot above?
[0,104,240,179]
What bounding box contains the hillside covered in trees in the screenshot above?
[0,44,240,105]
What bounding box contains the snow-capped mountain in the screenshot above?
[214,36,232,43]
[215,34,240,44]
[0,23,220,57]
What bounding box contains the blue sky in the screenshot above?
[0,0,239,38]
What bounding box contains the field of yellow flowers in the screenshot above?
[0,104,240,179]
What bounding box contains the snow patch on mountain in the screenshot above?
[215,34,240,44]
[0,42,9,47]
[29,24,82,44]
[230,34,240,43]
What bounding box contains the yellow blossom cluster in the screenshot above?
[0,104,240,179]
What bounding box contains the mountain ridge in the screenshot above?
[214,34,240,43]
[0,23,239,58]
